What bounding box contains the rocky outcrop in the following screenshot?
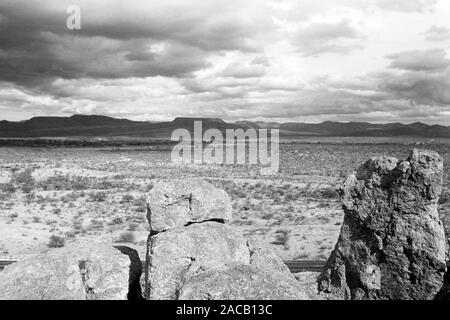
[0,243,142,300]
[318,149,447,300]
[144,179,309,300]
[147,179,232,233]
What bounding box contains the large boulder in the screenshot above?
[145,222,250,300]
[318,149,447,300]
[178,264,310,300]
[147,179,232,233]
[144,178,311,300]
[0,242,142,300]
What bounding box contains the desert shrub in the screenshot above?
[48,235,65,248]
[13,168,34,185]
[96,179,115,190]
[122,194,134,203]
[317,202,329,208]
[130,214,146,224]
[271,229,290,248]
[321,187,338,199]
[284,192,299,202]
[0,183,16,193]
[9,212,19,220]
[89,191,107,202]
[65,231,76,239]
[21,183,34,193]
[295,253,309,260]
[261,212,274,220]
[111,217,123,225]
[71,176,91,190]
[40,175,71,190]
[133,197,147,212]
[128,222,139,231]
[116,231,135,243]
[89,218,104,230]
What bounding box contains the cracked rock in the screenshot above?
[0,242,142,300]
[318,149,447,300]
[146,179,232,233]
[145,222,250,300]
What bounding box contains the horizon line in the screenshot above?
[0,113,448,127]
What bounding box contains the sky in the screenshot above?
[0,0,450,124]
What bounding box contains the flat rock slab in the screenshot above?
[178,264,310,300]
[147,179,232,233]
[0,242,141,300]
[146,222,250,300]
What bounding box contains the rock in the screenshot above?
[146,222,250,300]
[147,179,232,233]
[318,149,447,300]
[246,236,293,277]
[178,264,310,300]
[0,242,142,300]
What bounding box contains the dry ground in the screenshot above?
[0,138,449,264]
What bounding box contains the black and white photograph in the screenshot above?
[0,0,449,305]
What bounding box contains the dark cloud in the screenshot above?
[0,0,267,88]
[380,70,450,105]
[387,49,450,72]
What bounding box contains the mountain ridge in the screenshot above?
[0,114,448,138]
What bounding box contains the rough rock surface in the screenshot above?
[146,222,250,300]
[318,149,446,300]
[178,264,310,300]
[247,236,293,277]
[147,179,232,233]
[0,243,142,300]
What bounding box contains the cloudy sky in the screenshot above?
[1,0,450,124]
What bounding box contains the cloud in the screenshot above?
[0,0,449,125]
[293,19,363,56]
[425,25,450,41]
[0,0,269,87]
[379,70,450,106]
[219,63,267,79]
[387,49,450,72]
[376,0,438,12]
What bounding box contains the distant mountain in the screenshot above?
[0,115,448,138]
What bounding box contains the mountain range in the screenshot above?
[0,115,448,138]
